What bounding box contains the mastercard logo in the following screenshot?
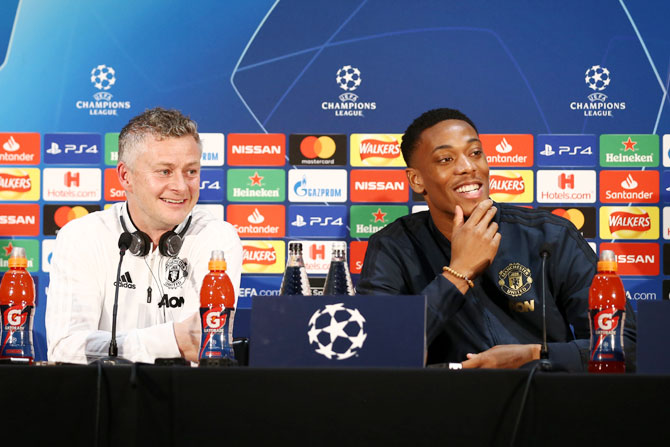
[550,208,585,230]
[300,136,336,159]
[54,206,91,228]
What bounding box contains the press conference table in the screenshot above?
[3,364,667,446]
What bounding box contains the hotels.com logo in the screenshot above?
[600,242,659,276]
[558,173,574,189]
[227,133,285,166]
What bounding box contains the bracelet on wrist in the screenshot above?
[442,266,475,289]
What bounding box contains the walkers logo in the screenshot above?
[76,64,132,116]
[228,133,284,166]
[535,134,597,167]
[536,170,596,203]
[44,133,102,164]
[349,134,406,167]
[350,241,368,274]
[104,133,119,166]
[480,134,533,167]
[350,205,408,238]
[238,276,282,308]
[569,65,626,117]
[242,240,284,274]
[288,134,346,166]
[288,169,347,203]
[600,206,659,239]
[288,205,347,238]
[599,243,659,276]
[0,133,40,165]
[488,170,533,203]
[0,168,40,201]
[43,204,100,235]
[0,239,39,273]
[599,134,658,167]
[200,133,225,167]
[114,271,136,289]
[227,169,285,202]
[43,168,101,202]
[199,169,224,202]
[104,168,125,201]
[290,240,342,274]
[350,170,408,203]
[538,207,596,238]
[227,205,285,238]
[42,239,55,273]
[0,204,39,236]
[321,65,377,117]
[600,170,658,203]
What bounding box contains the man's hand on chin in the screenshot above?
[461,344,542,369]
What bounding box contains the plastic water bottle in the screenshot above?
[198,250,237,366]
[588,250,626,373]
[323,242,354,295]
[0,247,36,363]
[279,242,311,295]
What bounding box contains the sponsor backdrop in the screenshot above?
[0,0,669,360]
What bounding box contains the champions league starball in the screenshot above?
[584,65,610,91]
[90,64,116,90]
[307,303,367,360]
[335,65,361,91]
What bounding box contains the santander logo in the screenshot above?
[489,174,525,195]
[608,210,651,233]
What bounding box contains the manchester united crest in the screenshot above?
[164,257,188,289]
[498,262,532,297]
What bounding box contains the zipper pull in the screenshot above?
[147,286,152,303]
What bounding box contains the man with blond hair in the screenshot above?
[46,107,242,364]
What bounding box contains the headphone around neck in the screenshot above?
[119,213,192,258]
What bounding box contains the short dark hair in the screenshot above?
[400,108,478,167]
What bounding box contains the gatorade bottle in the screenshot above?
[323,242,354,296]
[279,242,312,295]
[198,250,237,366]
[588,250,626,373]
[0,247,36,363]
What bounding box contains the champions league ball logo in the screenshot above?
[307,303,367,360]
[584,65,610,91]
[90,64,116,91]
[336,65,361,92]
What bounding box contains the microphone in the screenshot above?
[538,243,552,371]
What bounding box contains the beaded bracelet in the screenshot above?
[442,266,474,289]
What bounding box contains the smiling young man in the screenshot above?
[46,108,242,364]
[356,108,636,371]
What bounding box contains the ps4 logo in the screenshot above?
[44,133,102,164]
[291,215,344,227]
[200,180,221,190]
[540,145,592,157]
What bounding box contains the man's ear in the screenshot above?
[406,167,425,195]
[117,161,132,193]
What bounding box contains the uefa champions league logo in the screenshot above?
[307,303,367,360]
[569,64,624,117]
[321,64,376,117]
[90,64,116,91]
[584,65,610,92]
[336,65,361,92]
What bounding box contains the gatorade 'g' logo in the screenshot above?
[203,309,226,330]
[595,309,619,331]
[4,306,26,327]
